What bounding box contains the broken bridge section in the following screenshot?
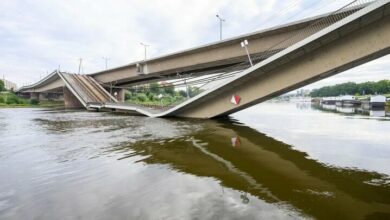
[58,72,117,109]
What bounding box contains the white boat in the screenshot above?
[336,95,358,107]
[370,95,386,108]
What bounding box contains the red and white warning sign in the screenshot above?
[231,136,241,147]
[230,95,241,105]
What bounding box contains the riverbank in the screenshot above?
[0,101,64,108]
[0,92,63,108]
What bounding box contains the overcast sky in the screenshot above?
[0,0,389,89]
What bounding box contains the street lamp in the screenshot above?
[140,42,150,74]
[177,72,190,99]
[241,39,253,67]
[216,14,225,41]
[78,58,83,74]
[102,57,110,70]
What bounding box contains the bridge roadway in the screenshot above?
[17,0,390,118]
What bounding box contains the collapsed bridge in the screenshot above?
[17,0,390,118]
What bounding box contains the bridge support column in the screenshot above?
[111,88,125,102]
[38,93,48,101]
[63,87,83,108]
[30,92,40,101]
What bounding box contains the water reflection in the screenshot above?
[0,108,390,220]
[369,110,386,117]
[107,119,390,220]
[313,103,390,118]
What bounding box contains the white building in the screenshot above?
[2,79,17,91]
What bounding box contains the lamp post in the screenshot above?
[216,14,225,41]
[177,72,190,99]
[102,57,110,70]
[240,39,253,67]
[109,82,113,102]
[78,58,83,74]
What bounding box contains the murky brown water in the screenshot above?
[0,102,389,220]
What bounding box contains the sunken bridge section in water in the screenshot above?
[17,0,390,118]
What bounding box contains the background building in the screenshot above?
[2,77,17,91]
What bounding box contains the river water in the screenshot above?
[0,102,389,220]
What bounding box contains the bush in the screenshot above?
[5,94,20,104]
[30,99,39,105]
[1,93,29,105]
[136,93,148,102]
[124,91,132,100]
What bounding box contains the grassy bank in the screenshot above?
[125,96,186,107]
[124,85,202,107]
[0,92,63,108]
[0,92,30,107]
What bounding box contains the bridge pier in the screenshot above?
[63,87,83,108]
[110,88,125,102]
[30,92,40,101]
[40,93,64,101]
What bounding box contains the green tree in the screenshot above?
[0,80,5,92]
[150,83,160,94]
[124,91,132,100]
[178,90,188,98]
[310,80,390,97]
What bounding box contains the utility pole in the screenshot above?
[78,58,83,74]
[184,78,190,99]
[102,57,110,70]
[241,39,253,66]
[177,72,190,99]
[109,82,113,102]
[140,42,149,74]
[216,14,225,41]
